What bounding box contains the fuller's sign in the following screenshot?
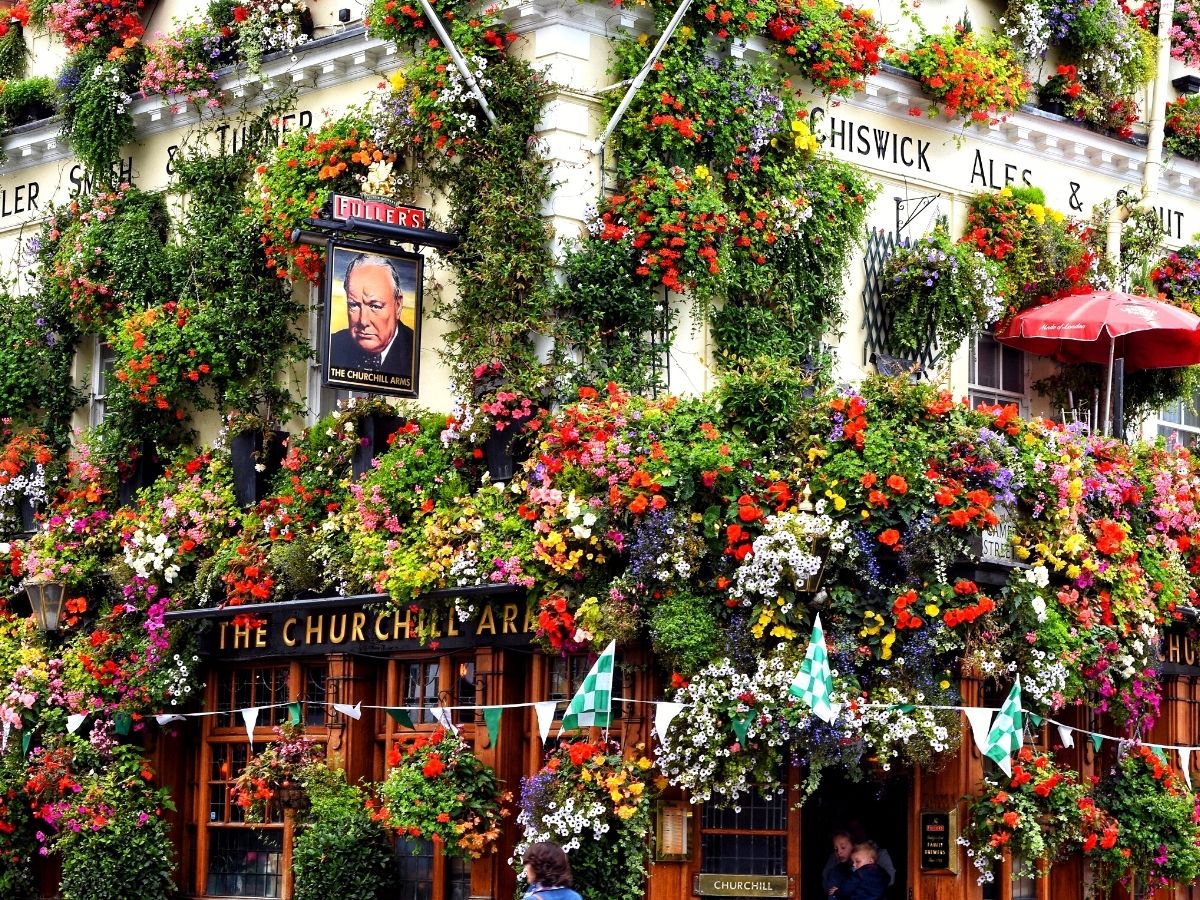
[330,193,427,228]
[197,596,535,659]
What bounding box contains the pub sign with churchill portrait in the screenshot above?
[323,242,423,397]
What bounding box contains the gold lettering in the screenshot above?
[446,611,460,637]
[219,621,229,650]
[1187,636,1196,668]
[283,617,298,647]
[233,624,252,649]
[329,613,347,644]
[501,603,518,634]
[1169,633,1182,664]
[395,608,412,640]
[374,612,389,641]
[254,627,267,648]
[476,605,496,635]
[351,612,366,642]
[305,615,324,645]
[523,604,536,633]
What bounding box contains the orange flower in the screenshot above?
[879,529,900,547]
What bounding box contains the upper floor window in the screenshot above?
[970,328,1026,412]
[1158,392,1200,446]
[90,339,116,427]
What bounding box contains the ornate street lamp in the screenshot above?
[23,579,66,632]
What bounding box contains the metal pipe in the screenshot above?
[415,0,497,127]
[1143,0,1176,208]
[592,0,694,156]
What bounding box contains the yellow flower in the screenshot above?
[390,71,407,92]
[616,805,637,820]
[939,679,951,690]
[637,32,650,45]
[808,446,828,462]
[610,788,624,803]
[791,119,819,153]
[637,757,653,770]
[629,782,645,796]
[1048,208,1065,224]
[924,604,940,617]
[1066,564,1081,579]
[1024,203,1046,224]
[832,494,846,511]
[580,768,592,782]
[694,164,711,182]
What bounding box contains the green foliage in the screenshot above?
[1167,94,1200,161]
[714,353,827,451]
[293,767,399,900]
[553,238,667,397]
[0,75,56,126]
[53,744,176,900]
[648,586,723,677]
[0,21,29,81]
[58,48,140,183]
[1034,363,1200,431]
[0,283,79,438]
[0,746,36,899]
[881,224,1002,358]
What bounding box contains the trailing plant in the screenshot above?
[959,746,1087,885]
[0,7,31,81]
[139,15,231,112]
[1165,93,1200,161]
[516,739,656,900]
[230,722,324,823]
[767,0,889,96]
[58,47,142,180]
[1089,743,1200,892]
[293,766,399,900]
[0,744,36,899]
[364,0,466,49]
[880,223,1003,358]
[1153,243,1200,311]
[378,727,509,858]
[0,282,79,439]
[46,0,144,52]
[894,24,1028,126]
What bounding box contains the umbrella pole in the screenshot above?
[1103,338,1115,436]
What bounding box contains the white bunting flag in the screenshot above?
[429,706,459,734]
[2,720,9,752]
[964,707,995,757]
[242,707,259,744]
[1182,748,1193,790]
[534,701,558,744]
[1057,724,1075,749]
[333,702,363,721]
[155,714,186,726]
[66,713,87,734]
[654,701,685,744]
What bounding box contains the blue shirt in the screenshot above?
[524,884,583,900]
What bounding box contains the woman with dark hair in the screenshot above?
[522,842,583,900]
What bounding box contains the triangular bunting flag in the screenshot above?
[429,706,459,734]
[114,713,132,736]
[333,702,362,720]
[534,701,558,743]
[242,707,259,745]
[731,712,752,744]
[155,714,186,726]
[1057,724,1074,749]
[1091,733,1103,752]
[1028,712,1043,728]
[387,708,414,730]
[1151,745,1169,765]
[964,707,995,757]
[897,704,916,714]
[654,701,685,744]
[288,702,302,726]
[66,713,87,734]
[1181,748,1193,790]
[483,707,502,747]
[559,641,616,734]
[789,614,841,724]
[983,678,1023,776]
[1,721,9,752]
[21,731,30,755]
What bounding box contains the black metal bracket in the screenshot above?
[292,216,461,253]
[895,192,940,239]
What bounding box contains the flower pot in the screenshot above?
[351,412,407,480]
[17,493,38,532]
[118,443,163,508]
[1037,98,1065,117]
[230,429,289,509]
[483,425,529,483]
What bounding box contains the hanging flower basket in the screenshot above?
[271,778,310,814]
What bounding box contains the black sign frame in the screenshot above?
[322,238,423,398]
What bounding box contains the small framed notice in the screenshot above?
[920,809,959,873]
[656,801,692,861]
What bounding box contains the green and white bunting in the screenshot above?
[789,614,841,724]
[984,677,1023,776]
[559,640,616,734]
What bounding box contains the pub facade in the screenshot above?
[4,0,1200,899]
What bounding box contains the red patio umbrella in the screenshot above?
[994,291,1200,433]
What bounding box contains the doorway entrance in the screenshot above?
[801,772,909,900]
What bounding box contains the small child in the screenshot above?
[830,844,889,900]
